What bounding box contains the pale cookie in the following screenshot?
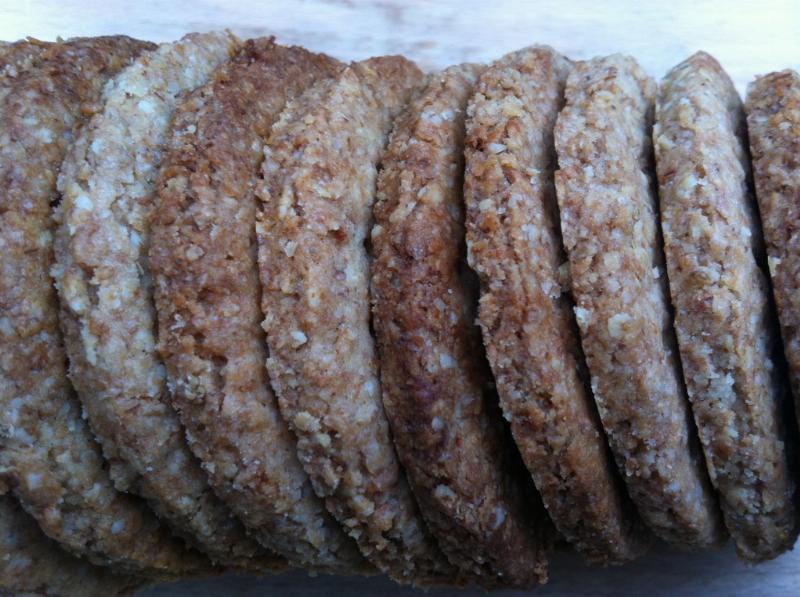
[554,54,724,548]
[0,35,205,575]
[655,52,797,561]
[52,32,281,570]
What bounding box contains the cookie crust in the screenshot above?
[655,53,797,561]
[554,54,724,548]
[464,46,647,565]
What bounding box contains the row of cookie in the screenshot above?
[1,32,798,594]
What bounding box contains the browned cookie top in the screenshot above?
[655,53,797,561]
[464,46,648,565]
[256,57,455,585]
[371,63,549,588]
[746,70,800,408]
[0,35,206,575]
[0,494,145,597]
[554,54,724,548]
[150,38,367,573]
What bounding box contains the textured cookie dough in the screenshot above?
[463,46,647,565]
[655,52,797,561]
[0,35,205,575]
[256,57,455,585]
[150,38,367,573]
[554,54,725,548]
[371,62,550,588]
[0,494,144,597]
[52,32,279,570]
[746,70,800,411]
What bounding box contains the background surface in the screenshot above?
[3,1,799,595]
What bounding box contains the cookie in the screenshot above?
[0,494,144,596]
[655,52,797,561]
[52,32,280,569]
[463,46,647,565]
[554,54,724,548]
[371,63,549,588]
[746,70,800,413]
[256,57,454,585]
[0,35,205,575]
[150,38,366,573]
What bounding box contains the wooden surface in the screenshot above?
[2,1,799,595]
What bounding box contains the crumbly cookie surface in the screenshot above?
[746,70,800,410]
[0,38,49,82]
[150,38,367,573]
[655,53,797,561]
[464,46,647,565]
[554,54,724,548]
[0,494,144,597]
[52,33,279,569]
[371,63,549,588]
[0,35,206,575]
[256,57,454,584]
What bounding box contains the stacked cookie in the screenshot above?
[0,31,798,595]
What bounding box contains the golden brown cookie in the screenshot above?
[52,33,280,570]
[371,63,549,588]
[464,46,648,565]
[150,38,367,573]
[0,35,205,575]
[0,494,145,597]
[554,54,725,548]
[256,57,454,585]
[655,52,797,561]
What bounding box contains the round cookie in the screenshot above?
[0,35,204,575]
[150,38,366,573]
[371,63,549,588]
[654,52,797,561]
[746,70,800,415]
[554,54,725,548]
[0,494,143,597]
[52,33,279,570]
[256,57,454,585]
[463,46,647,565]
